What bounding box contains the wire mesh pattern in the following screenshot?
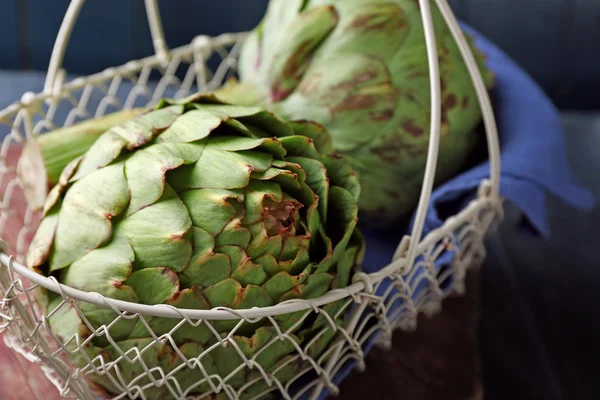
[0,197,499,400]
[0,1,503,399]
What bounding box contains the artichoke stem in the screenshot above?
[17,108,145,210]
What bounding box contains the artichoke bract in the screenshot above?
[27,94,364,399]
[18,108,146,211]
[216,0,495,224]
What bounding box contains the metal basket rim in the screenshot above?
[0,190,500,320]
[0,31,248,123]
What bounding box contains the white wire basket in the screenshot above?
[0,0,503,399]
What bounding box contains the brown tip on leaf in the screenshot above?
[235,285,246,304]
[329,71,377,93]
[170,233,185,241]
[444,93,458,110]
[441,110,449,126]
[170,290,182,302]
[348,5,406,33]
[369,108,395,121]
[126,133,150,151]
[440,79,448,93]
[334,94,377,112]
[401,119,424,137]
[370,134,417,163]
[152,125,168,135]
[160,267,180,287]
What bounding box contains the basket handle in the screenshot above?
[43,0,169,95]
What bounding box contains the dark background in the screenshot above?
[0,0,599,111]
[0,1,599,399]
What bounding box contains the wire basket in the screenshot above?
[0,0,502,399]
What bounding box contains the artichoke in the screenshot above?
[27,93,364,399]
[18,108,145,211]
[215,0,495,224]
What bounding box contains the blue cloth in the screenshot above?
[419,24,595,239]
[314,24,596,400]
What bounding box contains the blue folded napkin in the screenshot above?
[422,24,595,237]
[315,23,596,400]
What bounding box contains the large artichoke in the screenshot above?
[27,94,364,399]
[216,0,495,224]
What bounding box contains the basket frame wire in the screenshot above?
[0,0,503,399]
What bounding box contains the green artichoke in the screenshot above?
[18,108,146,211]
[215,0,495,224]
[27,93,364,399]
